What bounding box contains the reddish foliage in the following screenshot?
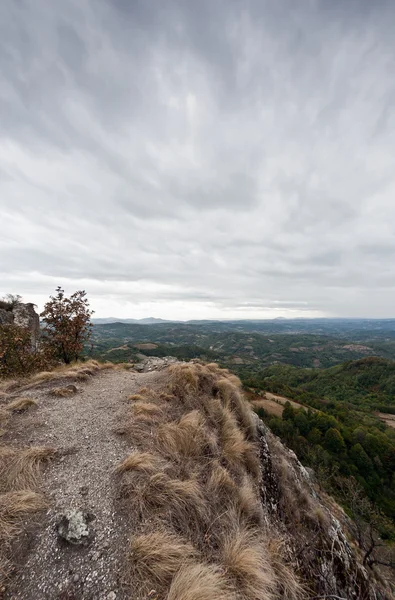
[0,324,48,377]
[41,287,94,364]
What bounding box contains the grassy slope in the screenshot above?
[251,357,395,411]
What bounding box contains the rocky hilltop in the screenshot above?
[0,359,393,599]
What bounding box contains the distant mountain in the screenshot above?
[92,317,177,325]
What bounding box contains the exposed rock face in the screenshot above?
[256,419,390,599]
[13,303,40,349]
[0,309,14,325]
[0,302,40,350]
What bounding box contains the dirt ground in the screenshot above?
[251,392,312,417]
[377,412,395,429]
[2,367,165,600]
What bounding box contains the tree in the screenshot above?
[308,427,322,445]
[324,427,346,454]
[41,287,94,364]
[336,476,395,570]
[350,443,373,474]
[0,293,22,311]
[282,401,295,421]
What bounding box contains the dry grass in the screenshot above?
[207,461,237,498]
[0,365,57,589]
[0,443,55,589]
[117,362,304,599]
[0,360,118,393]
[115,450,164,474]
[157,410,218,460]
[168,364,199,400]
[167,562,235,600]
[130,401,163,416]
[0,490,47,587]
[49,385,78,397]
[266,538,305,600]
[216,378,256,439]
[236,476,264,526]
[217,406,260,477]
[5,397,37,412]
[0,490,47,540]
[0,445,56,493]
[130,530,197,592]
[0,408,9,436]
[220,526,276,600]
[122,471,208,532]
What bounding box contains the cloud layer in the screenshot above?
[1,0,395,318]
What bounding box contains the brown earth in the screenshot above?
[2,366,165,600]
[251,392,315,417]
[133,343,158,350]
[377,412,395,430]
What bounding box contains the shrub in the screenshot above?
[40,287,94,364]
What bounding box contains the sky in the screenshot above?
[1,0,395,320]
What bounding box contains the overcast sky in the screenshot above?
[1,0,395,319]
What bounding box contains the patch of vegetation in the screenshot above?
[248,358,395,529]
[90,320,395,371]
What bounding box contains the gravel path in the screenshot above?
[5,368,161,600]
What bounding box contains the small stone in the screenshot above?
[73,574,80,583]
[107,593,116,600]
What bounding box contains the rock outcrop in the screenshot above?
[256,419,390,599]
[0,302,40,349]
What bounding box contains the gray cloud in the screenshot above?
[1,0,395,318]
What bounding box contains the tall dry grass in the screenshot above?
[0,391,55,589]
[0,359,121,394]
[116,362,304,599]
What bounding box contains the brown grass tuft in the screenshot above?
[236,476,264,526]
[49,385,78,397]
[116,451,164,474]
[218,407,259,476]
[216,378,257,440]
[168,364,199,400]
[221,526,276,600]
[0,490,47,540]
[9,359,109,392]
[207,461,237,498]
[122,471,208,532]
[130,401,163,416]
[0,446,56,493]
[130,530,197,592]
[5,397,37,413]
[167,562,235,600]
[0,489,47,588]
[157,410,218,460]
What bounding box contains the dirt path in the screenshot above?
[4,367,161,600]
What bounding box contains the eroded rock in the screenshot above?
[56,510,91,546]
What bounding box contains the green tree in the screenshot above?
[350,443,373,474]
[294,411,310,436]
[41,287,94,364]
[324,427,346,454]
[282,401,295,421]
[308,427,322,445]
